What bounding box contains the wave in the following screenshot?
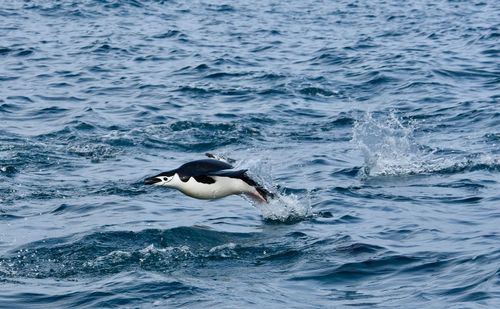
[0,226,270,279]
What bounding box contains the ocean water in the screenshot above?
[1,0,499,307]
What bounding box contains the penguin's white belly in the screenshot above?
[177,176,255,200]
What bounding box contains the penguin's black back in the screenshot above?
[177,159,233,177]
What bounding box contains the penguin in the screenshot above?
[144,155,273,203]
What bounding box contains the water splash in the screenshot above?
[245,165,312,222]
[352,112,500,177]
[352,112,427,176]
[214,152,312,222]
[254,193,312,222]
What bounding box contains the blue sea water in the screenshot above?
[1,0,499,307]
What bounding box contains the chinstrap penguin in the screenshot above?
[144,155,273,203]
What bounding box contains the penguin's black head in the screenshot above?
[144,170,176,186]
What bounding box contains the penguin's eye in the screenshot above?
[163,177,169,181]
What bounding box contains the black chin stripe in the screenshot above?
[193,175,216,184]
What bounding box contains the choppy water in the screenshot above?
[1,0,499,307]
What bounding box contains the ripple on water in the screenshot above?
[1,0,500,307]
[138,121,263,151]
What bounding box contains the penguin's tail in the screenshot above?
[254,185,275,203]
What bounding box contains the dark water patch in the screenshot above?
[0,279,201,308]
[280,109,328,122]
[299,87,335,97]
[0,227,263,279]
[433,68,498,80]
[211,56,252,67]
[204,71,247,79]
[35,95,85,103]
[458,291,492,302]
[173,64,210,75]
[436,157,500,174]
[83,280,201,308]
[250,45,274,53]
[435,259,498,299]
[51,203,71,214]
[206,4,235,12]
[258,88,291,98]
[247,115,278,125]
[254,72,287,81]
[214,112,238,120]
[102,0,144,9]
[34,126,73,140]
[170,121,239,133]
[256,249,302,263]
[364,73,399,87]
[325,115,355,128]
[331,167,362,177]
[191,63,210,72]
[480,48,499,57]
[292,255,421,284]
[0,103,21,113]
[72,121,96,131]
[0,47,12,55]
[434,180,486,191]
[35,73,53,79]
[0,75,19,81]
[484,133,500,142]
[139,120,262,151]
[334,242,384,256]
[345,38,379,50]
[54,70,83,78]
[378,226,435,241]
[0,213,24,221]
[152,29,187,40]
[0,165,18,177]
[48,82,73,88]
[14,48,34,57]
[401,256,452,274]
[133,55,170,62]
[308,158,330,166]
[315,211,334,218]
[87,65,112,73]
[0,143,69,175]
[89,43,131,55]
[397,80,454,91]
[82,85,130,96]
[441,196,483,204]
[333,214,363,224]
[138,83,166,90]
[175,85,212,95]
[306,48,354,66]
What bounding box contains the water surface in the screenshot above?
[1,0,499,307]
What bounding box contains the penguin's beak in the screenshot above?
[144,176,161,185]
